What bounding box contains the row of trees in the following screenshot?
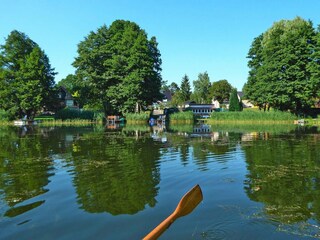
[2,17,318,119]
[0,20,163,119]
[244,17,320,114]
[162,72,241,109]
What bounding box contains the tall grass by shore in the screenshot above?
[37,119,98,126]
[209,109,296,123]
[209,122,297,133]
[169,111,194,124]
[125,112,150,123]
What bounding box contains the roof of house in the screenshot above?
[237,91,244,98]
[162,89,172,101]
[59,86,74,100]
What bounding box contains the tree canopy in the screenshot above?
[0,30,56,119]
[192,71,211,103]
[73,20,162,115]
[209,79,232,103]
[244,17,320,114]
[171,75,191,106]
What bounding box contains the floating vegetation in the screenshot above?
[278,222,320,239]
[213,204,320,239]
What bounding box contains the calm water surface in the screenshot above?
[1,124,320,239]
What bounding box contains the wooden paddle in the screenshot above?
[143,184,203,240]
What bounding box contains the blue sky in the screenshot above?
[1,0,320,90]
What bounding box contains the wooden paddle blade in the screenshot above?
[143,185,203,240]
[174,184,203,218]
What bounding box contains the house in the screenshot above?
[237,91,254,108]
[179,101,196,109]
[58,86,77,108]
[187,103,217,118]
[162,89,173,102]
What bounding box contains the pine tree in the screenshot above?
[229,88,242,111]
[180,74,191,101]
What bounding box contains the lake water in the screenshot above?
[1,124,320,239]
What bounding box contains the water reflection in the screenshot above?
[0,126,96,217]
[0,126,53,210]
[1,123,320,238]
[243,132,320,224]
[69,134,161,215]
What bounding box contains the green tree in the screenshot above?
[73,20,162,115]
[171,90,185,106]
[209,79,232,103]
[0,30,56,119]
[193,71,211,103]
[229,88,242,111]
[308,25,320,100]
[180,74,191,101]
[161,80,179,100]
[169,82,180,94]
[245,17,320,114]
[57,74,77,94]
[244,34,267,109]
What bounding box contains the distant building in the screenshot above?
[237,91,254,108]
[162,89,173,102]
[212,99,220,109]
[187,103,217,118]
[58,86,77,108]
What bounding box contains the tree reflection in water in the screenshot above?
[243,132,320,224]
[70,132,161,215]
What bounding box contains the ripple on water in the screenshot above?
[200,219,238,240]
[277,222,320,239]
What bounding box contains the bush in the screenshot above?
[55,108,98,121]
[0,109,9,121]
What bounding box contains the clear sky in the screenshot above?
[1,0,320,90]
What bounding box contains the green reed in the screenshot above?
[169,111,194,123]
[125,112,150,123]
[209,109,296,123]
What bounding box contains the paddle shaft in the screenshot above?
[143,212,177,240]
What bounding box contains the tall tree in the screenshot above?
[193,71,211,103]
[73,20,162,115]
[209,79,232,103]
[229,88,242,111]
[180,74,191,101]
[308,25,320,100]
[0,30,56,119]
[245,17,320,114]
